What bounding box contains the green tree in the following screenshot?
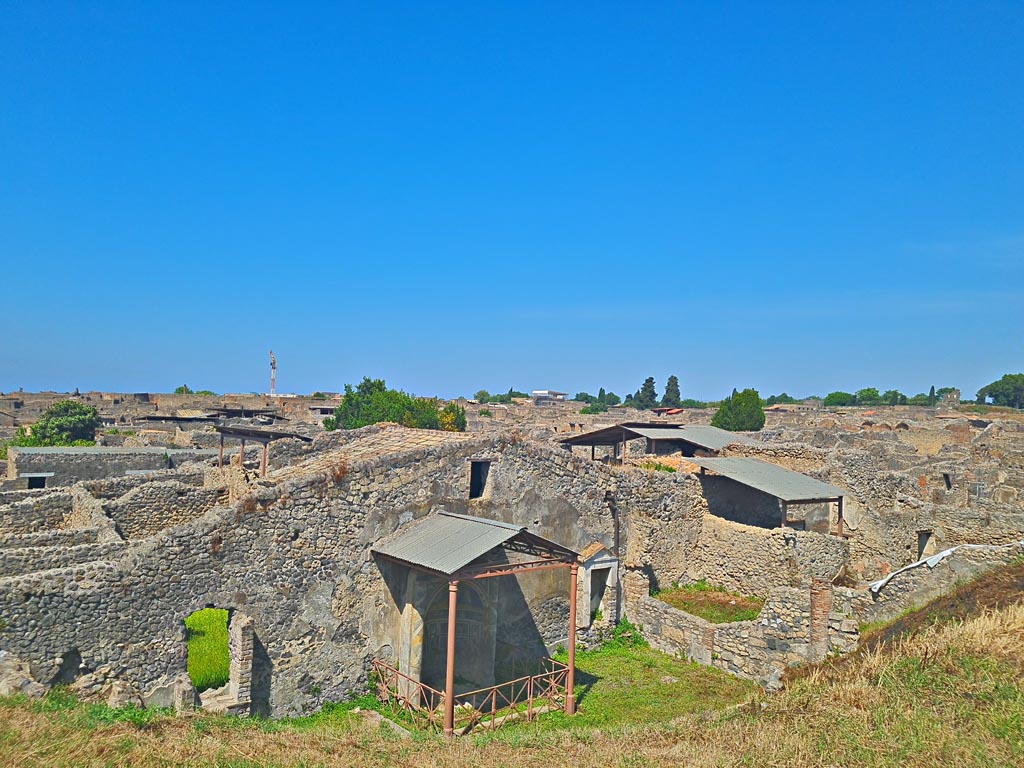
[907,392,930,406]
[823,391,855,407]
[765,393,798,406]
[438,402,467,432]
[332,378,466,432]
[174,385,193,395]
[711,388,765,431]
[882,389,907,406]
[928,385,936,407]
[854,388,882,406]
[661,375,682,408]
[29,401,101,444]
[574,392,597,404]
[633,377,659,410]
[580,402,608,414]
[602,391,621,406]
[976,373,1024,408]
[474,390,491,402]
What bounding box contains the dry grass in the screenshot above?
[2,602,1023,766]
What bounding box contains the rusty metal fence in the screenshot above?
[372,658,569,733]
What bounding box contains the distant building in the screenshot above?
[532,390,568,406]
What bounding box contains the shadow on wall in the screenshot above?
[376,551,556,695]
[698,475,780,529]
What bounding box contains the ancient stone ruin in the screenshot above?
[1,405,1022,728]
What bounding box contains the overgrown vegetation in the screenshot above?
[654,580,765,623]
[327,378,466,432]
[184,608,230,692]
[977,373,1024,409]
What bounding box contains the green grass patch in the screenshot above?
[654,580,764,623]
[640,461,676,472]
[486,619,757,737]
[185,608,230,692]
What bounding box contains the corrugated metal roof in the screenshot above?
[558,422,758,450]
[371,512,524,575]
[686,457,845,502]
[674,425,758,450]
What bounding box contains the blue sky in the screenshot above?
[1,2,1021,401]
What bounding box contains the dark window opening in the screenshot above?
[27,476,46,489]
[942,473,952,490]
[469,461,491,499]
[917,530,934,560]
[589,567,611,623]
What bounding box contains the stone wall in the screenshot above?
[0,492,73,534]
[101,482,227,540]
[623,570,858,689]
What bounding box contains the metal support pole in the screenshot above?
[218,433,224,469]
[837,497,844,537]
[261,443,269,477]
[444,580,459,737]
[566,562,578,715]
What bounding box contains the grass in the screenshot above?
[640,461,676,473]
[3,574,1024,767]
[654,580,765,623]
[185,608,230,692]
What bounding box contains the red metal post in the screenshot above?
[444,580,459,736]
[566,562,578,715]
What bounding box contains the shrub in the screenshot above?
[711,388,765,431]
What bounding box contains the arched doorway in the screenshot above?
[420,581,497,696]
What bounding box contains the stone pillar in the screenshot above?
[228,611,254,714]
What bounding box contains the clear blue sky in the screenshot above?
[2,2,1021,401]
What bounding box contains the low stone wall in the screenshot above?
[0,493,74,534]
[102,482,227,540]
[0,541,129,577]
[624,570,858,689]
[0,528,101,550]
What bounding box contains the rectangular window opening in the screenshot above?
[27,476,47,490]
[469,461,491,499]
[917,530,934,560]
[942,473,952,490]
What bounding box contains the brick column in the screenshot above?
[808,579,833,661]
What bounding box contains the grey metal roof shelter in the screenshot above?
[687,456,848,535]
[559,423,756,459]
[685,456,845,502]
[371,511,582,733]
[372,511,578,578]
